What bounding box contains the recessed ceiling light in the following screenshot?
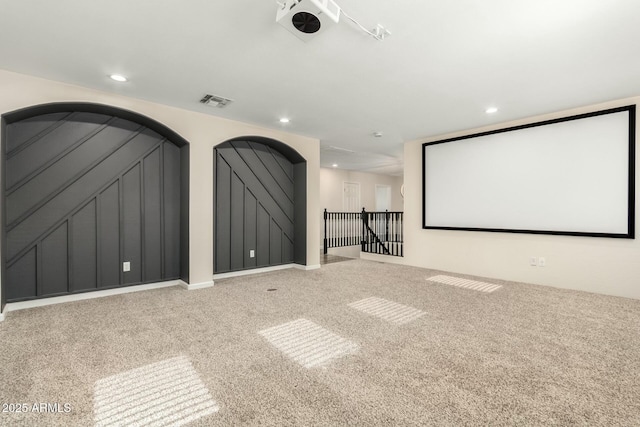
[485,107,498,114]
[279,117,290,123]
[332,163,338,168]
[109,74,128,82]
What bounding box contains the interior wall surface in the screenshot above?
[319,168,404,212]
[0,69,320,305]
[2,108,185,302]
[404,97,640,299]
[214,139,306,273]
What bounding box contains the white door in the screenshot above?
[375,184,391,211]
[343,182,361,211]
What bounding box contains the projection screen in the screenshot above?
[422,105,635,238]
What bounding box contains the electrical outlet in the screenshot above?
[123,261,131,272]
[529,257,538,267]
[538,257,546,267]
[250,250,255,258]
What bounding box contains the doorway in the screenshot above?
[343,182,361,211]
[375,184,391,211]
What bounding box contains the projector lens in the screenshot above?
[292,12,321,34]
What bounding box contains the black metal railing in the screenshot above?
[323,210,362,254]
[323,208,403,257]
[361,209,403,256]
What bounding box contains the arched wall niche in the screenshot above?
[1,102,190,308]
[213,136,307,273]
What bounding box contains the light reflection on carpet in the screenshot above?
[94,356,218,427]
[259,318,358,368]
[427,275,502,293]
[349,297,425,324]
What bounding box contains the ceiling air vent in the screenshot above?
[321,145,355,153]
[199,94,233,108]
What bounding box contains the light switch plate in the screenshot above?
[123,261,131,272]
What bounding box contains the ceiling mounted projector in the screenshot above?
[276,0,340,42]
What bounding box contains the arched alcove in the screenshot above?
[1,102,190,307]
[214,137,307,273]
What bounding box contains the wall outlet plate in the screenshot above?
[529,257,538,266]
[123,261,131,272]
[538,257,546,267]
[250,250,255,258]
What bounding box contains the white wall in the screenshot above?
[0,69,320,303]
[319,168,403,212]
[404,97,640,299]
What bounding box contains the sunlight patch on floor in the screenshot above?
[349,297,426,325]
[259,318,359,368]
[427,275,502,293]
[94,356,218,427]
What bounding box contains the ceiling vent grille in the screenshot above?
[199,94,233,108]
[321,145,355,153]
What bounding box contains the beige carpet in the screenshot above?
[1,259,639,426]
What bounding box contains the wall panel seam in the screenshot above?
[160,142,165,279]
[249,143,294,203]
[6,116,117,195]
[6,125,146,230]
[5,112,74,159]
[231,144,294,221]
[68,217,74,293]
[6,142,163,266]
[96,194,102,288]
[219,150,294,229]
[267,146,294,181]
[140,159,146,284]
[119,174,124,286]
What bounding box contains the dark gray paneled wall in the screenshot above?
[215,140,301,273]
[4,111,183,301]
[179,145,190,283]
[293,162,307,265]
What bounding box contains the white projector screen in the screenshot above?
[422,106,635,238]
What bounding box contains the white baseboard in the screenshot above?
[359,252,406,265]
[213,264,295,279]
[179,280,214,290]
[213,263,317,279]
[293,264,321,271]
[4,280,182,314]
[0,311,5,322]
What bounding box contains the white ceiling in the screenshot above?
[1,0,639,176]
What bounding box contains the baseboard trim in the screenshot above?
[293,264,321,271]
[359,252,406,265]
[0,311,5,322]
[4,280,182,314]
[214,264,295,279]
[179,280,214,290]
[213,263,317,279]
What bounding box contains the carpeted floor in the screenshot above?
[1,259,639,426]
